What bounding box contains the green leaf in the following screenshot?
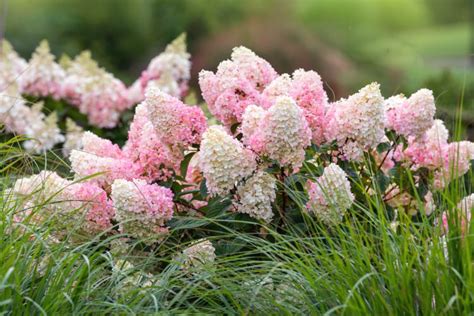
[180,152,195,178]
[168,217,208,230]
[376,142,391,154]
[199,178,208,198]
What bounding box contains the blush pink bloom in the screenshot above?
[70,133,139,188]
[61,51,130,128]
[385,89,436,139]
[145,88,207,148]
[81,131,123,159]
[67,182,115,233]
[122,103,179,181]
[403,119,449,170]
[262,69,328,144]
[199,46,277,126]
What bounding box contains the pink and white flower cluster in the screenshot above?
[9,171,114,235]
[69,86,207,185]
[388,119,474,188]
[1,36,190,129]
[0,86,64,153]
[133,34,191,101]
[5,44,474,241]
[27,87,206,239]
[60,51,130,128]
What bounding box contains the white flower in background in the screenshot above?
[0,39,28,90]
[61,51,130,128]
[20,40,65,99]
[140,34,191,98]
[0,89,64,154]
[22,104,65,153]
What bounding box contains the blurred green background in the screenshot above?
[2,0,473,135]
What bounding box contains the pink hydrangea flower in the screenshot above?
[385,89,436,139]
[199,46,278,126]
[402,120,474,188]
[70,150,139,189]
[66,182,115,233]
[145,88,207,148]
[70,132,139,188]
[10,171,114,235]
[403,119,449,170]
[81,131,123,159]
[122,103,179,181]
[439,141,474,183]
[262,69,328,144]
[61,51,130,128]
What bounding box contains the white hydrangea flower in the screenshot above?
[198,126,256,196]
[111,259,154,295]
[262,96,311,169]
[261,73,292,102]
[306,163,354,225]
[234,170,276,223]
[111,179,173,243]
[182,239,216,271]
[12,171,69,199]
[0,87,31,134]
[425,119,449,145]
[326,82,385,161]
